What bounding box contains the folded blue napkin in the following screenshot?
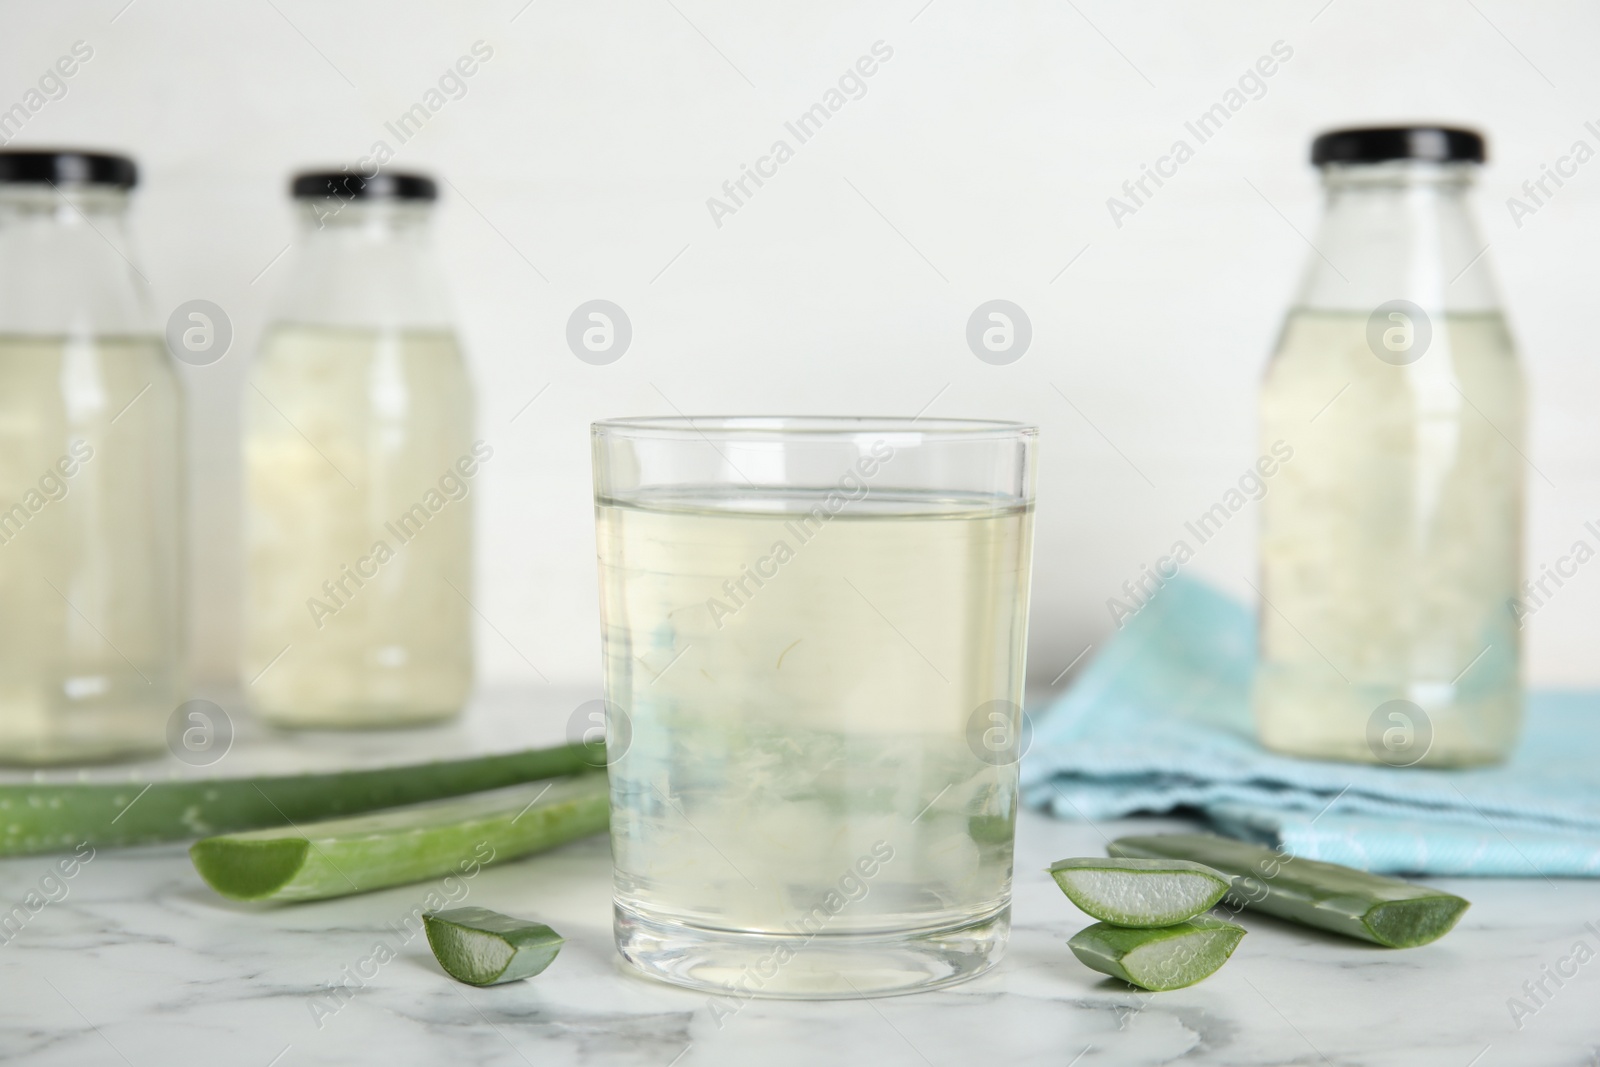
[1020,576,1600,876]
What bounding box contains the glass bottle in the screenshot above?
[1256,127,1523,767]
[0,151,184,764]
[244,171,476,728]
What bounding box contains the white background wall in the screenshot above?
[3,0,1598,693]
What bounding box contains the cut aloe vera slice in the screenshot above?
[1069,916,1245,991]
[425,907,564,985]
[1048,857,1231,927]
[1109,833,1469,948]
[190,774,608,903]
[0,741,603,857]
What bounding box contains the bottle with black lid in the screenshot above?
[1255,126,1524,767]
[0,150,184,763]
[243,170,475,728]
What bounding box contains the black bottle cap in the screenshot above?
[291,171,438,201]
[1311,126,1485,166]
[0,150,137,188]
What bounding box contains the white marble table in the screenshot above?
[1,689,1594,1066]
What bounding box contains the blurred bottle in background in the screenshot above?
[244,171,475,728]
[1256,127,1524,767]
[0,150,184,764]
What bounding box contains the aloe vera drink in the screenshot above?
[593,417,1036,998]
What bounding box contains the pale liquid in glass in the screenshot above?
[597,488,1032,996]
[244,325,474,727]
[1256,310,1522,765]
[0,335,182,764]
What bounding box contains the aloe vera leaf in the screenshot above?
[424,907,564,985]
[0,741,601,857]
[1048,857,1231,927]
[189,774,608,903]
[1109,833,1470,948]
[1069,917,1245,991]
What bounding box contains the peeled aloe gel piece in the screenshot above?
[1069,916,1245,991]
[1109,833,1470,948]
[424,907,564,986]
[1048,857,1231,927]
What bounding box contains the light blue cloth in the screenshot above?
[1020,576,1600,876]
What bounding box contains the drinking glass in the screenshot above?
[592,416,1036,998]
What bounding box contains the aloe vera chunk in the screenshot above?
[1109,833,1469,948]
[0,741,602,857]
[1048,857,1230,927]
[1069,917,1245,991]
[425,907,564,985]
[190,774,608,903]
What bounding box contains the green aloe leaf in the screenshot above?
[1109,833,1470,948]
[425,907,564,985]
[0,741,603,856]
[190,774,607,903]
[1069,917,1246,991]
[1048,856,1230,927]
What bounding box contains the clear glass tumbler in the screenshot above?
[592,417,1036,998]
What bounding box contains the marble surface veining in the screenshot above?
[1,689,1597,1066]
